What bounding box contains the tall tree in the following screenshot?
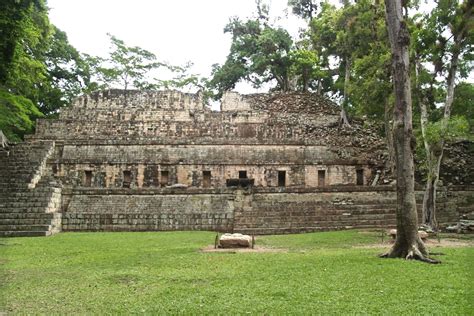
[288,46,319,92]
[0,0,49,140]
[0,0,50,98]
[208,17,294,99]
[0,89,44,142]
[308,1,377,127]
[96,34,162,92]
[39,26,95,114]
[0,0,96,138]
[94,34,202,94]
[413,0,473,230]
[382,0,439,263]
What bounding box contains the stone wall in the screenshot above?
[59,185,473,234]
[433,186,474,225]
[50,143,373,188]
[31,90,387,191]
[14,90,471,235]
[72,89,204,110]
[234,187,397,234]
[61,188,234,232]
[33,112,339,144]
[234,186,473,234]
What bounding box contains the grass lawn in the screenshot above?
[1,230,473,314]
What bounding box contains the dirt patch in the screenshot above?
[200,245,287,253]
[354,238,474,249]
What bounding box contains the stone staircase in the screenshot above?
[0,141,62,237]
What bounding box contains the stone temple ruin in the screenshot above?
[0,90,472,237]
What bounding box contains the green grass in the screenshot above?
[1,230,473,314]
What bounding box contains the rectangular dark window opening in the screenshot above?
[160,170,169,186]
[203,171,211,187]
[239,170,247,179]
[84,170,92,187]
[318,170,326,187]
[356,169,364,186]
[278,170,286,187]
[123,170,131,188]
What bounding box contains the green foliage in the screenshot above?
[93,34,204,94]
[310,0,392,111]
[0,0,50,87]
[412,0,473,99]
[424,115,469,145]
[412,0,473,184]
[209,10,328,99]
[1,231,472,314]
[0,0,50,140]
[412,0,473,77]
[416,115,470,175]
[350,47,392,118]
[209,17,294,99]
[0,0,96,140]
[38,26,95,114]
[452,82,474,131]
[153,62,206,92]
[96,34,161,91]
[348,2,391,119]
[0,0,50,100]
[288,47,319,90]
[288,0,318,20]
[0,88,44,142]
[308,1,339,93]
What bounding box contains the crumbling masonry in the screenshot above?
[0,90,472,236]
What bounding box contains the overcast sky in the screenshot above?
[48,0,306,93]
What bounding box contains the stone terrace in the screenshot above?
[1,90,471,236]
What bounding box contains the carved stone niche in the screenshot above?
[226,178,254,188]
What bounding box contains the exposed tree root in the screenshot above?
[379,250,440,264]
[379,238,441,264]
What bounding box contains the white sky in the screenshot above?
[47,0,306,94]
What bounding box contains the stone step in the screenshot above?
[0,196,55,204]
[0,197,55,204]
[0,224,52,232]
[0,194,54,201]
[0,171,36,177]
[0,202,47,208]
[0,184,31,190]
[0,198,56,206]
[0,170,38,176]
[0,213,59,220]
[0,230,52,237]
[1,159,42,164]
[0,172,35,178]
[0,218,59,225]
[0,207,54,213]
[0,188,59,197]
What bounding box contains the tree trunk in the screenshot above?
[416,57,438,230]
[276,75,290,92]
[419,98,439,229]
[382,0,439,263]
[340,58,351,127]
[317,78,322,95]
[384,98,395,175]
[302,68,309,92]
[422,176,438,228]
[417,3,468,229]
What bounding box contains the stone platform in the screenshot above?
[1,90,472,236]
